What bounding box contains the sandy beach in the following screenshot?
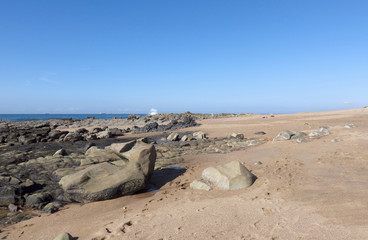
[1,108,368,240]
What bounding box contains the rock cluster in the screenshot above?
[0,120,126,145]
[0,139,156,224]
[133,117,197,133]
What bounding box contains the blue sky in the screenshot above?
[0,0,367,114]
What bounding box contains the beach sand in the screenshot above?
[1,108,368,239]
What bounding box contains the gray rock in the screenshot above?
[344,123,356,129]
[296,138,308,143]
[273,130,295,141]
[254,131,266,135]
[181,134,194,142]
[96,130,111,139]
[190,180,212,191]
[43,201,62,213]
[8,203,18,212]
[53,232,74,240]
[63,132,83,142]
[167,133,180,141]
[230,133,244,139]
[25,192,52,208]
[290,132,307,139]
[193,131,207,140]
[108,128,124,136]
[202,161,256,190]
[309,126,330,138]
[59,162,146,202]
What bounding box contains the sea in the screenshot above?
[0,114,146,122]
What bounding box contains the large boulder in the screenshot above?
[202,161,256,190]
[59,140,156,202]
[59,162,146,202]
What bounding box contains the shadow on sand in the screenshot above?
[144,166,187,192]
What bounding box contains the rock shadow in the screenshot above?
[144,167,187,192]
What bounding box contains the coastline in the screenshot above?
[1,108,368,239]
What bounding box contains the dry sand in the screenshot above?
[1,108,368,239]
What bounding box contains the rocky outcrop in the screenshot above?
[133,117,197,134]
[201,161,256,190]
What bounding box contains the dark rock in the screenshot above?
[25,192,53,208]
[63,132,83,142]
[108,128,124,137]
[18,135,37,144]
[75,128,88,134]
[8,203,18,212]
[254,131,266,135]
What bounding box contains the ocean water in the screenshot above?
[0,114,146,122]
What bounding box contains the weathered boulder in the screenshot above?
[202,161,256,190]
[59,162,146,202]
[59,141,156,202]
[190,180,212,191]
[167,133,180,141]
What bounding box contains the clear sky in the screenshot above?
[0,0,367,114]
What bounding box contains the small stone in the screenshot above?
[296,138,308,143]
[254,131,266,135]
[190,180,212,191]
[181,134,194,142]
[230,133,244,139]
[53,232,74,240]
[254,161,263,165]
[273,130,294,141]
[8,204,18,212]
[331,138,342,143]
[193,131,207,140]
[344,123,356,129]
[53,149,67,156]
[167,133,180,141]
